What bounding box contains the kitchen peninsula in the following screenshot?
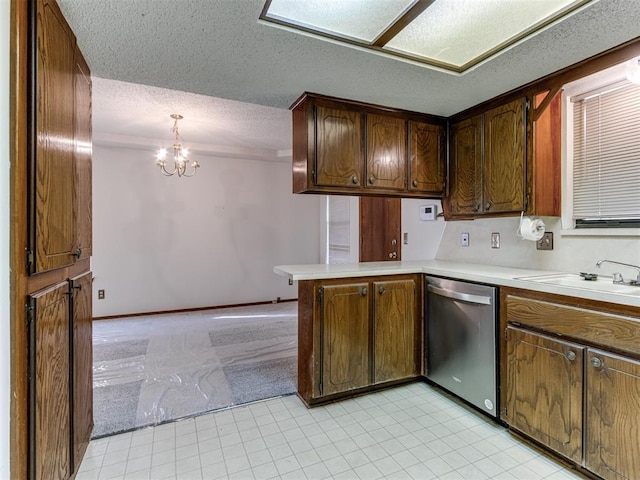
[275,259,640,480]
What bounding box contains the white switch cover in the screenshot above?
[461,232,469,247]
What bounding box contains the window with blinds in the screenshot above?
[571,79,640,228]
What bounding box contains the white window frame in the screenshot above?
[561,61,640,237]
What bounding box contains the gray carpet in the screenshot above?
[91,302,298,438]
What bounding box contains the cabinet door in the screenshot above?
[449,115,482,215]
[483,98,526,213]
[366,114,406,190]
[408,121,446,194]
[31,0,77,273]
[29,281,71,480]
[71,272,93,473]
[373,279,417,383]
[74,47,92,260]
[315,105,363,188]
[586,349,640,480]
[320,283,370,396]
[506,326,583,463]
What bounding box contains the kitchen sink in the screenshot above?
[515,273,640,296]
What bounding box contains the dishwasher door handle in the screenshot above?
[427,285,492,305]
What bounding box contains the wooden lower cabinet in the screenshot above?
[299,274,420,404]
[320,283,370,396]
[28,273,93,480]
[504,290,640,480]
[506,326,583,463]
[586,349,640,480]
[29,282,71,480]
[373,279,417,383]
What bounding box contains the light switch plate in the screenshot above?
[491,232,500,249]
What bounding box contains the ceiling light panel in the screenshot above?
[264,0,416,42]
[386,0,587,69]
[261,0,593,72]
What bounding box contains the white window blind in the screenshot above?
[572,80,640,223]
[327,196,350,264]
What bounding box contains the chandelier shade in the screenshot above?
[156,114,200,177]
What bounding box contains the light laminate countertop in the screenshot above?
[274,260,640,308]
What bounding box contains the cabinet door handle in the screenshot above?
[378,286,385,295]
[360,287,368,296]
[351,175,359,184]
[388,252,397,259]
[73,248,81,259]
[472,204,480,212]
[485,202,491,211]
[566,351,576,362]
[591,357,603,368]
[369,175,376,184]
[412,180,418,187]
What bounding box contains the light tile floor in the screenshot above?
[76,382,587,480]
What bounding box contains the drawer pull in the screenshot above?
[566,351,576,362]
[591,357,603,368]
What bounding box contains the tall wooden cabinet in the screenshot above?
[20,0,94,478]
[447,98,527,218]
[298,275,421,405]
[366,113,406,190]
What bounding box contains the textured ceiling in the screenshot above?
[57,0,640,159]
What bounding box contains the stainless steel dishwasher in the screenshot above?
[425,275,498,418]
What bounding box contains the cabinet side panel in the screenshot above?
[533,91,561,216]
[292,101,311,193]
[586,350,640,480]
[33,0,76,273]
[71,272,92,472]
[74,47,91,259]
[297,280,315,404]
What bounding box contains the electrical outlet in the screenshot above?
[491,232,500,249]
[461,232,469,247]
[536,232,554,250]
[98,289,105,299]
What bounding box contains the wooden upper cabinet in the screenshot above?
[29,0,92,274]
[74,47,92,260]
[320,283,370,396]
[446,98,526,218]
[408,121,446,195]
[32,0,77,273]
[373,279,418,383]
[449,115,482,216]
[366,114,406,190]
[484,98,526,213]
[291,93,447,197]
[506,326,584,464]
[29,281,71,480]
[586,349,640,480]
[315,105,363,188]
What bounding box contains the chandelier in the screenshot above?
[155,114,200,177]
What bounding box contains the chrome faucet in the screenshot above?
[595,259,640,284]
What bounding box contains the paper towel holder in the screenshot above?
[517,212,546,241]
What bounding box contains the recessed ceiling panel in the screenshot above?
[386,0,587,69]
[261,0,593,72]
[265,0,416,43]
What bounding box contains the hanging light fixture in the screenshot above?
[155,114,200,177]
